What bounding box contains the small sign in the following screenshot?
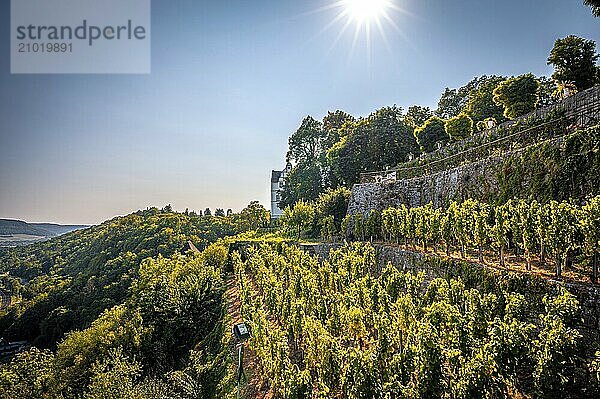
[232,322,251,342]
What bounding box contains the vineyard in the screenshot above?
[337,196,600,283]
[235,243,599,398]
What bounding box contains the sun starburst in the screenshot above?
[306,0,409,65]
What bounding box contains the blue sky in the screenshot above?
[0,0,598,224]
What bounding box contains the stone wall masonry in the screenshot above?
[348,137,554,214]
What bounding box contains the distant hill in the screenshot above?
[29,222,89,237]
[0,219,88,238]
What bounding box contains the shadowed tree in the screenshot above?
[287,116,326,165]
[584,0,600,17]
[414,116,450,153]
[405,105,433,128]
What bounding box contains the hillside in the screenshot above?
[0,219,87,237]
[0,219,52,237]
[0,208,240,348]
[0,207,260,398]
[0,219,89,248]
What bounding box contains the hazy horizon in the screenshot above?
[1,0,599,225]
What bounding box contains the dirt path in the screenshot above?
[225,275,270,399]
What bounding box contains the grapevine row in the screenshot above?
[234,243,596,398]
[336,196,600,281]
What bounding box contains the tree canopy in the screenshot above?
[548,35,599,91]
[493,74,540,119]
[414,116,450,152]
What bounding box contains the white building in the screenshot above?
[270,162,292,219]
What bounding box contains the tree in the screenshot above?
[405,105,433,128]
[84,349,142,399]
[414,116,450,153]
[328,107,420,186]
[322,110,355,149]
[238,201,270,230]
[0,348,55,398]
[445,113,474,141]
[322,112,356,188]
[287,116,327,165]
[365,106,420,171]
[547,35,599,91]
[464,75,506,124]
[435,76,491,119]
[581,196,600,283]
[584,0,600,17]
[282,201,315,239]
[204,208,212,217]
[315,187,352,229]
[279,162,324,209]
[493,74,540,119]
[536,76,558,108]
[327,131,364,187]
[214,208,225,217]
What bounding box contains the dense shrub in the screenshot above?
[445,113,474,141]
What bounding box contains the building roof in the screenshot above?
[271,170,283,183]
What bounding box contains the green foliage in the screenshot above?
[444,113,474,141]
[414,116,449,152]
[533,290,584,396]
[495,124,600,204]
[235,201,270,231]
[436,76,499,119]
[0,209,238,348]
[236,243,595,398]
[84,349,143,399]
[0,246,227,398]
[282,200,315,239]
[320,215,337,241]
[464,75,506,123]
[548,35,600,91]
[585,0,600,17]
[0,348,55,398]
[328,106,420,187]
[314,187,351,229]
[287,116,327,165]
[369,196,600,279]
[322,110,356,150]
[279,162,324,210]
[405,105,433,128]
[537,75,559,107]
[493,74,540,119]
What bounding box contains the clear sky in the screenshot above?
[0,0,598,225]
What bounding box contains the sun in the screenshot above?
[344,0,392,23]
[303,0,408,63]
